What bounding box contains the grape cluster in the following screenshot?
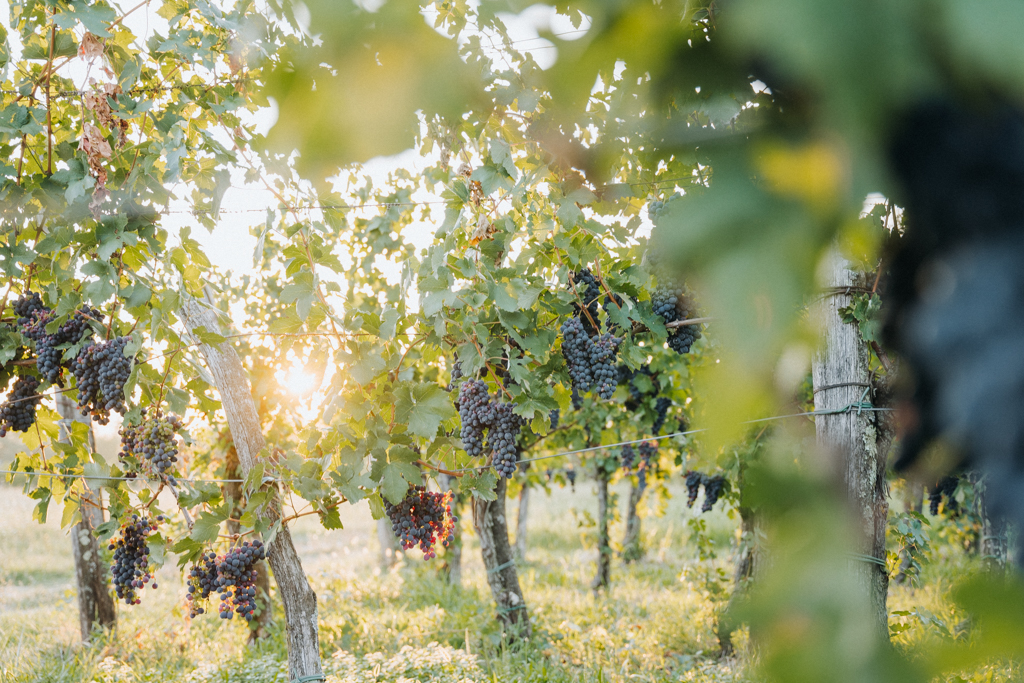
[591,333,622,399]
[458,379,492,458]
[445,359,463,392]
[647,200,666,222]
[13,292,44,325]
[217,541,266,621]
[457,379,524,477]
[119,412,184,479]
[928,476,960,516]
[71,336,134,423]
[638,440,658,470]
[185,552,219,617]
[20,306,99,385]
[651,279,701,355]
[560,316,622,399]
[566,468,577,489]
[621,443,636,470]
[549,408,560,430]
[384,486,457,559]
[685,471,705,507]
[487,402,524,478]
[702,475,728,512]
[652,397,672,435]
[569,269,602,335]
[109,515,161,605]
[0,376,42,436]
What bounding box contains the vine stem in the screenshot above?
[592,262,622,310]
[155,345,180,407]
[470,336,515,401]
[416,459,463,478]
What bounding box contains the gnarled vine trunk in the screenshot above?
[813,252,892,641]
[978,477,1008,573]
[224,436,274,642]
[472,477,531,639]
[181,296,322,681]
[717,507,758,657]
[592,470,611,592]
[621,474,647,563]
[57,393,116,642]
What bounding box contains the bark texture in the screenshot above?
[592,470,611,592]
[57,393,116,642]
[438,473,462,586]
[979,478,1009,573]
[224,436,274,642]
[472,477,531,639]
[621,475,647,563]
[812,252,891,641]
[181,296,322,681]
[717,508,758,656]
[514,483,529,562]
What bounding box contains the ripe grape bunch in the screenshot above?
[620,443,636,470]
[0,376,42,436]
[19,302,99,385]
[185,552,219,618]
[652,397,672,435]
[458,379,493,458]
[638,440,658,470]
[119,411,184,480]
[109,514,162,605]
[71,336,134,423]
[384,486,457,559]
[560,316,622,399]
[701,475,728,513]
[487,402,524,478]
[685,470,706,508]
[457,379,524,476]
[651,278,701,355]
[217,541,266,621]
[13,292,45,326]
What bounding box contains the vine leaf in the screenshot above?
[394,382,456,439]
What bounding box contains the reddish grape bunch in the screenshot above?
[185,552,219,617]
[384,486,457,559]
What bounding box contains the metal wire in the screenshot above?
[0,401,892,485]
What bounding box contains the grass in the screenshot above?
[0,477,1018,683]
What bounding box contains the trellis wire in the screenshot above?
[0,401,892,486]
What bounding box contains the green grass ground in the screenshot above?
[0,478,1015,683]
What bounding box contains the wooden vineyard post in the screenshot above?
[180,296,323,681]
[472,476,531,639]
[812,250,892,641]
[57,393,116,642]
